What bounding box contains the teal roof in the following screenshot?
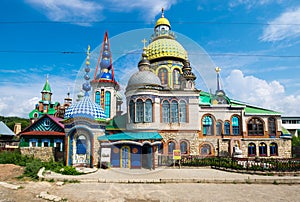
[98,132,162,141]
[199,91,281,115]
[199,91,211,105]
[106,114,127,131]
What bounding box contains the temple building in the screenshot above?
[21,10,291,168]
[92,10,291,168]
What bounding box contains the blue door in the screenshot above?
[121,146,130,168]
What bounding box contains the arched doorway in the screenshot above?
[142,144,153,169]
[120,146,130,168]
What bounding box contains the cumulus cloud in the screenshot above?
[0,75,74,118]
[261,7,300,42]
[106,0,177,20]
[224,69,300,115]
[25,0,177,25]
[26,0,103,25]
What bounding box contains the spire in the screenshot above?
[82,45,91,96]
[41,76,51,93]
[161,7,164,18]
[138,41,150,71]
[215,66,221,91]
[93,31,115,81]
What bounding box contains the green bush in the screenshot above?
[59,166,81,175]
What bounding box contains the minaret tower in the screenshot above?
[91,32,122,119]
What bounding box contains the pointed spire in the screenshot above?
[93,31,115,81]
[161,8,164,18]
[42,76,51,93]
[215,67,221,91]
[82,45,91,96]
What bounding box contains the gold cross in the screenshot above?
[141,39,147,48]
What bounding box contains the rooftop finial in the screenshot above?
[215,66,221,91]
[82,45,91,96]
[142,38,147,49]
[161,8,164,18]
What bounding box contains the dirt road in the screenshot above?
[1,164,300,202]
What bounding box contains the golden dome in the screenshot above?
[155,17,171,28]
[146,38,188,61]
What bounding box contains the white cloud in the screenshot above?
[229,0,282,9]
[0,75,74,118]
[106,0,177,20]
[261,7,300,42]
[224,69,300,115]
[25,0,103,25]
[25,0,177,25]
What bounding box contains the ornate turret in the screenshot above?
[180,60,196,90]
[29,76,59,123]
[91,32,122,119]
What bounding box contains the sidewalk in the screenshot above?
[43,167,300,184]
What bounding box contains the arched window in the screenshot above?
[232,116,240,135]
[129,100,135,123]
[158,68,168,85]
[144,99,153,122]
[270,142,278,156]
[200,144,211,156]
[224,121,230,135]
[180,141,188,154]
[268,117,276,136]
[203,116,214,135]
[259,142,267,156]
[248,118,264,136]
[136,99,144,123]
[216,121,222,136]
[95,91,100,105]
[105,91,111,118]
[76,135,87,154]
[173,69,181,86]
[162,100,170,123]
[248,143,256,157]
[179,100,187,123]
[158,143,163,154]
[168,141,175,154]
[171,100,179,123]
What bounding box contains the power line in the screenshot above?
[1,50,300,58]
[0,20,300,26]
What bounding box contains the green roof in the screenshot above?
[199,91,211,105]
[106,114,127,130]
[281,126,291,135]
[42,79,51,93]
[98,132,162,141]
[244,106,280,115]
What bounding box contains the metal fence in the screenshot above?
[158,155,300,172]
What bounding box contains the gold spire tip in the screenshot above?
[215,66,221,73]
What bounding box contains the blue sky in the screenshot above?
[1,0,300,118]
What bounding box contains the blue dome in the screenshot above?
[100,59,110,69]
[64,96,106,120]
[102,50,110,58]
[100,72,112,80]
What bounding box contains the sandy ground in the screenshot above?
[1,164,300,202]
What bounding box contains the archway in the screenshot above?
[142,143,153,169]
